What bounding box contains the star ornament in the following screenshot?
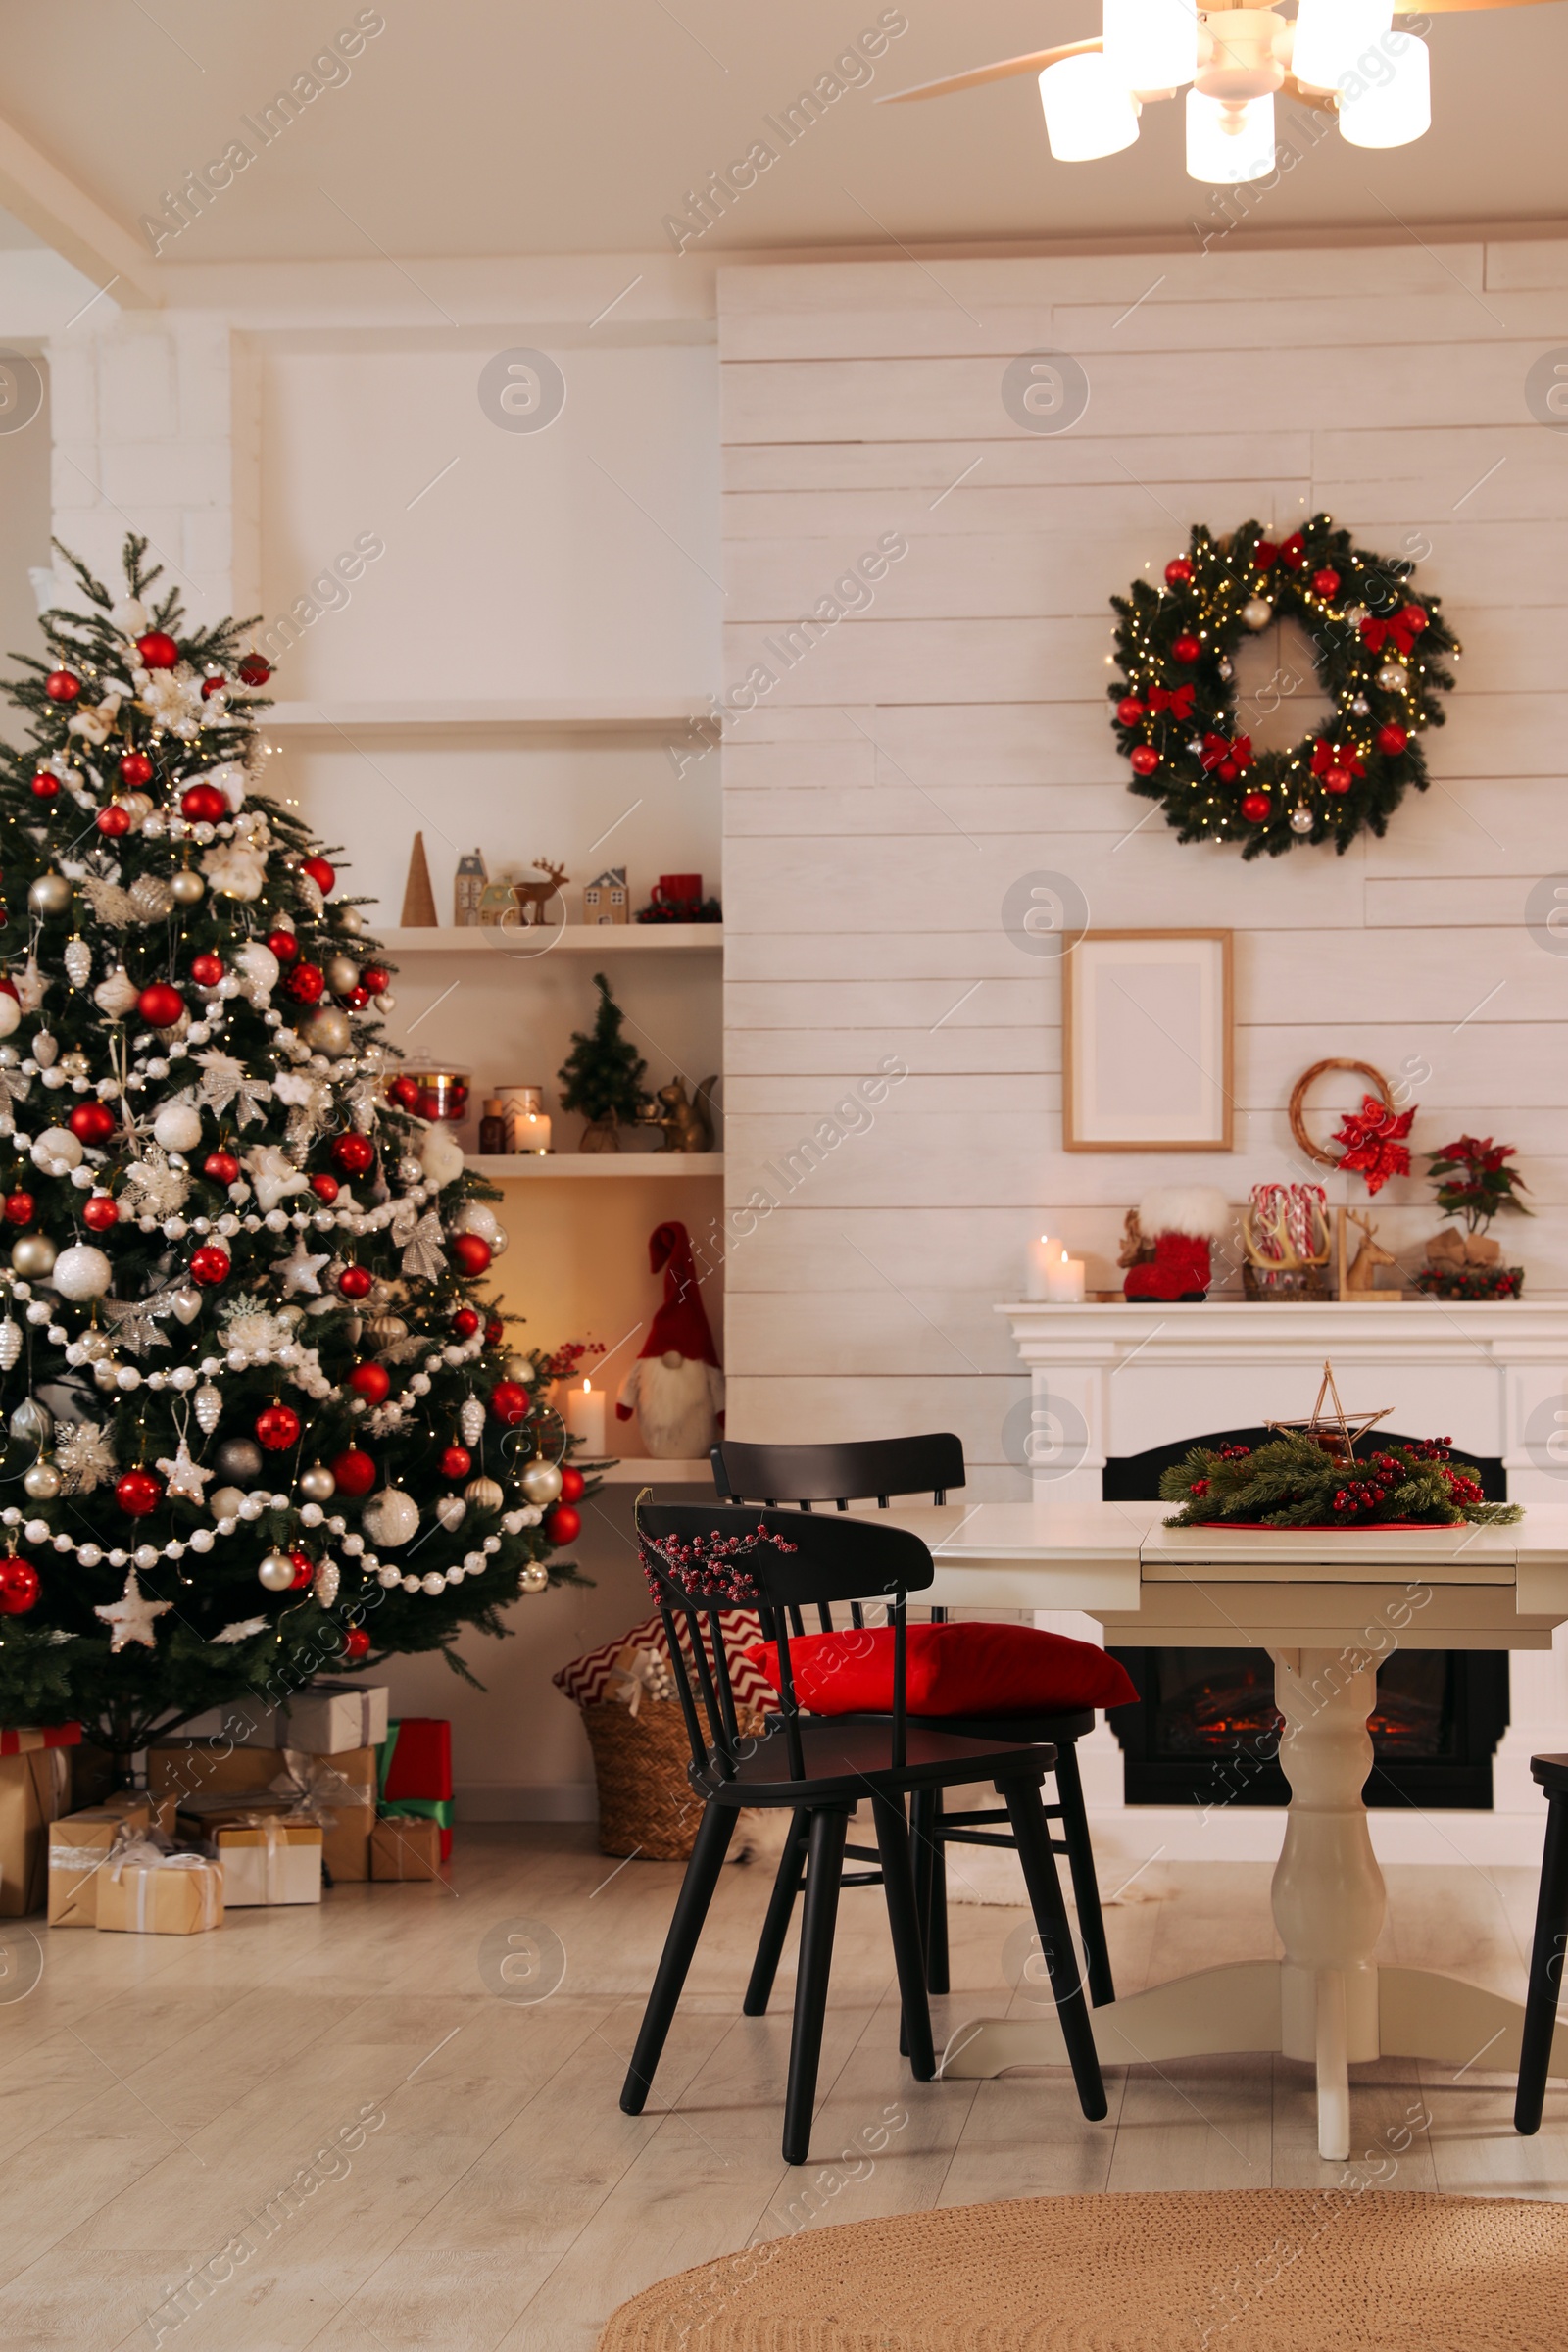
[94,1567,172,1653]
[1331,1094,1415,1197]
[156,1441,213,1501]
[278,1234,330,1298]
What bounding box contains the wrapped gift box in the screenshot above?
[282,1682,389,1755]
[0,1722,80,1757]
[0,1748,73,1918]
[370,1816,443,1881]
[151,1741,375,1882]
[48,1799,153,1927]
[209,1815,323,1906]
[96,1845,223,1935]
[379,1719,454,1861]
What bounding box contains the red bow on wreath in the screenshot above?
[1150,682,1196,719]
[1359,606,1424,657]
[1310,738,1366,781]
[1332,1095,1416,1195]
[1254,531,1305,572]
[1200,731,1252,775]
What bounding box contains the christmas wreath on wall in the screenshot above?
[1108,514,1460,859]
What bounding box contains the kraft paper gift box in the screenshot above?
[96,1843,223,1936]
[161,1746,376,1884]
[0,1747,73,1918]
[209,1814,323,1906]
[283,1682,390,1755]
[148,1740,285,1811]
[370,1815,443,1881]
[48,1799,153,1927]
[270,1749,375,1883]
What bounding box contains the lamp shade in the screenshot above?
[1291,0,1394,91]
[1039,54,1141,159]
[1185,88,1276,183]
[1102,0,1199,93]
[1338,30,1430,146]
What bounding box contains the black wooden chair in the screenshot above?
[710,1434,1117,2013]
[1514,1753,1568,2133]
[621,1498,1106,2166]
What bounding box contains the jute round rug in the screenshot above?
[595,2189,1568,2352]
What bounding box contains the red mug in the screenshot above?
[652,873,701,906]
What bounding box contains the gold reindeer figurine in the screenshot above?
[1340,1207,1400,1297]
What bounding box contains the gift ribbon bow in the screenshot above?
[1310,738,1366,780]
[1200,732,1252,773]
[1358,606,1423,657]
[1149,682,1196,720]
[1254,531,1305,572]
[1332,1095,1416,1196]
[270,1750,372,1828]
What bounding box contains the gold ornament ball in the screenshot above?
[519,1459,563,1506]
[325,955,360,996]
[171,868,206,906]
[27,872,73,918]
[299,1463,336,1502]
[464,1475,505,1514]
[10,1233,56,1278]
[337,907,366,936]
[502,1353,535,1385]
[1376,662,1408,693]
[1242,598,1273,631]
[23,1458,61,1500]
[257,1549,296,1592]
[519,1561,550,1593]
[304,1005,352,1056]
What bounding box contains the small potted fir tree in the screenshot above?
[558,972,654,1152]
[1415,1136,1530,1299]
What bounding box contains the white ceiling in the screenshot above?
[0,0,1563,264]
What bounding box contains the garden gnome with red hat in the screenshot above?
[615,1220,725,1457]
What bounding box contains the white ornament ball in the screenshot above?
[31,1127,82,1173]
[0,996,18,1040]
[1376,662,1408,693]
[153,1102,204,1152]
[300,1463,336,1502]
[258,1549,296,1592]
[1289,805,1315,835]
[235,942,280,1004]
[454,1200,508,1258]
[362,1487,420,1548]
[519,1460,563,1506]
[420,1571,446,1596]
[520,1561,550,1593]
[1242,598,1273,630]
[52,1244,112,1300]
[210,1485,246,1520]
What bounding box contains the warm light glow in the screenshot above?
[1185,88,1276,183]
[582,1378,591,1393]
[1337,30,1430,146]
[1291,0,1394,90]
[1102,0,1198,93]
[1039,54,1140,160]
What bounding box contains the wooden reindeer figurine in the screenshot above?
[1341,1208,1399,1297]
[511,859,569,926]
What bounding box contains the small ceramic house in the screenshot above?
[582,867,629,926]
[454,848,487,926]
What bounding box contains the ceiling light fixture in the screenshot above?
[880,0,1536,188]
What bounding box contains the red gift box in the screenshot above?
[0,1723,81,1756]
[381,1718,451,1801]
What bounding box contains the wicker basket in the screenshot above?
[581,1698,766,1860]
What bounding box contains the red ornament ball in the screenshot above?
[181,783,227,824]
[115,1469,163,1518]
[484,1319,505,1348]
[0,1557,40,1614]
[389,1075,421,1112]
[190,952,224,986]
[44,670,80,703]
[559,1465,585,1504]
[1129,746,1159,777]
[451,1307,480,1340]
[3,1192,33,1226]
[137,981,184,1029]
[30,772,60,801]
[119,751,154,788]
[203,1149,240,1186]
[343,986,369,1010]
[1115,697,1146,726]
[544,1504,581,1545]
[360,964,390,996]
[289,1549,314,1589]
[302,856,336,897]
[1323,766,1353,796]
[337,1264,373,1300]
[96,804,131,839]
[330,1132,374,1175]
[135,631,180,670]
[330,1447,376,1497]
[237,653,271,687]
[1404,606,1429,634]
[189,1243,231,1287]
[69,1102,116,1145]
[267,928,300,962]
[310,1172,339,1202]
[1377,722,1409,756]
[489,1380,529,1426]
[256,1403,302,1451]
[439,1445,472,1481]
[1165,558,1194,585]
[341,1624,370,1660]
[285,962,325,1004]
[1312,568,1341,598]
[82,1192,120,1232]
[451,1232,491,1278]
[1240,791,1272,824]
[348,1362,390,1405]
[201,673,228,701]
[1171,633,1201,663]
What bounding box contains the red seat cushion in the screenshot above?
[744,1621,1138,1719]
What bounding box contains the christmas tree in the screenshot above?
[0,537,585,1771]
[558,970,652,1139]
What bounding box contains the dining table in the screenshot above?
[849,1497,1568,2160]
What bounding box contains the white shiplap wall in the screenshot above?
[717,241,1568,1495]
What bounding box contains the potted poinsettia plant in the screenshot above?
[1415,1135,1530,1299]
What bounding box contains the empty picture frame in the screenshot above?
[1062,930,1233,1152]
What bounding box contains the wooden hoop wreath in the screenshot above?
[1289,1058,1395,1169]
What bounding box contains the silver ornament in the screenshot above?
[10,1234,56,1278]
[130,873,176,920]
[464,1475,504,1514]
[1242,597,1273,631]
[324,956,360,996]
[0,1319,20,1370]
[257,1549,296,1592]
[94,966,141,1018]
[336,907,366,936]
[216,1437,265,1482]
[1290,805,1315,835]
[9,1396,53,1450]
[502,1353,535,1386]
[365,1314,408,1350]
[436,1494,466,1531]
[299,1463,336,1502]
[27,873,72,919]
[303,1006,352,1056]
[1349,695,1371,718]
[64,938,92,989]
[194,1384,223,1435]
[30,1032,58,1069]
[170,868,206,906]
[519,1561,550,1593]
[459,1396,485,1447]
[210,1484,245,1519]
[314,1557,340,1607]
[172,1288,202,1325]
[1376,662,1408,693]
[24,1458,62,1499]
[362,1487,419,1548]
[519,1460,563,1506]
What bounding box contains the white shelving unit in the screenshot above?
[470,1154,723,1179]
[264,698,711,736]
[378,925,721,956]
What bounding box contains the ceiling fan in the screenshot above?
[878,0,1555,184]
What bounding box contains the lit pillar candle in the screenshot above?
[514,1110,552,1154]
[564,1378,606,1454]
[1026,1233,1067,1299]
[1044,1250,1086,1304]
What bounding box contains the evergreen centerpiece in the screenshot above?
[1416,1135,1530,1300]
[1160,1432,1521,1530]
[0,537,586,1769]
[558,970,653,1151]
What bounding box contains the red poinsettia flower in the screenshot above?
[1332,1094,1416,1196]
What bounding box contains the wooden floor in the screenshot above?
[1,1827,1564,2352]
